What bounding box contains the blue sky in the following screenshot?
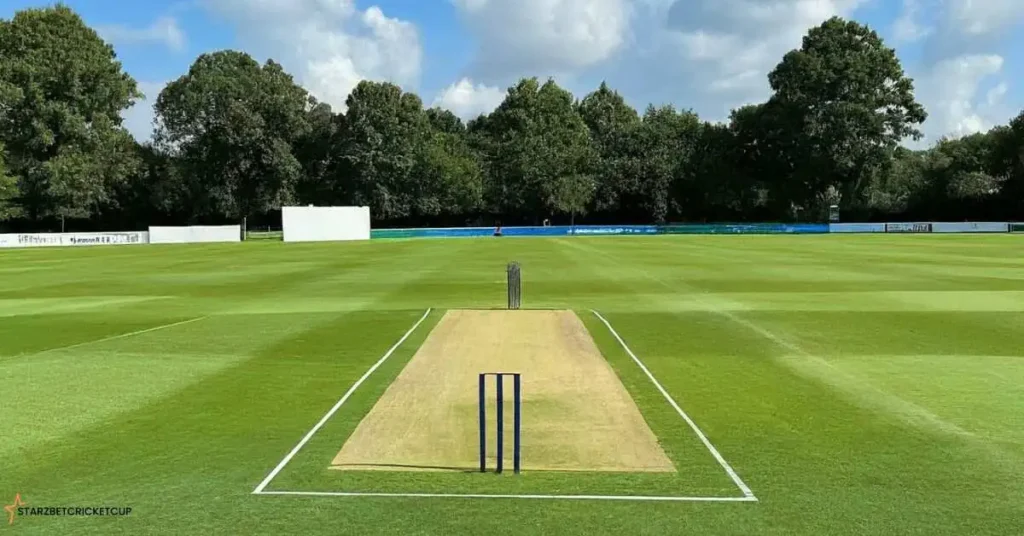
[4,0,1024,146]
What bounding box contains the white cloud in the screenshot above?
[96,17,186,52]
[651,0,1021,139]
[195,0,1021,146]
[204,0,421,111]
[452,0,632,81]
[986,82,1008,107]
[913,54,1007,144]
[662,0,866,109]
[432,78,505,120]
[122,81,167,142]
[947,0,1024,35]
[892,0,933,43]
[887,0,1024,143]
[443,0,868,119]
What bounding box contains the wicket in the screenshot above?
[478,372,522,474]
[507,262,521,310]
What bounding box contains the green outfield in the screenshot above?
[2,235,1023,535]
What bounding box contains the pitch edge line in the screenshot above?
[591,310,758,501]
[254,490,757,502]
[252,308,434,494]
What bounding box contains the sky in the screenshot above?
[4,0,1024,147]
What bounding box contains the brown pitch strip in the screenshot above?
[330,309,674,473]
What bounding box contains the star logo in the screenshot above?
[4,493,26,525]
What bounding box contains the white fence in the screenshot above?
[0,219,1014,250]
[830,222,1011,234]
[282,206,370,242]
[829,223,885,233]
[0,231,148,248]
[148,225,241,244]
[930,222,1008,233]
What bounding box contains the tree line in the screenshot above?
[1,6,1023,232]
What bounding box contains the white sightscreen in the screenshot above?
[282,206,371,242]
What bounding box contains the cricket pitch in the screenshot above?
[330,309,675,473]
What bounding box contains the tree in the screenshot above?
[578,82,640,144]
[640,105,701,223]
[3,4,1018,229]
[933,134,1005,201]
[685,121,761,221]
[549,174,595,227]
[110,143,186,228]
[991,111,1024,218]
[900,134,1007,219]
[0,143,20,220]
[475,78,595,222]
[409,110,484,221]
[727,101,813,219]
[863,147,927,217]
[337,81,431,221]
[0,5,142,220]
[154,51,312,221]
[577,82,641,217]
[413,129,484,219]
[294,102,343,205]
[426,108,465,135]
[765,17,927,214]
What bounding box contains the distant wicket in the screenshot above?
[478,372,522,474]
[507,262,521,310]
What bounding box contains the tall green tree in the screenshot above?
[992,111,1024,218]
[337,81,431,221]
[765,17,927,215]
[413,128,484,219]
[475,78,595,221]
[0,5,141,220]
[111,143,185,226]
[863,147,927,216]
[641,105,701,223]
[549,174,596,226]
[685,121,760,221]
[294,102,343,205]
[154,51,312,221]
[577,82,641,216]
[898,134,1007,219]
[932,134,1005,201]
[5,4,1021,229]
[426,108,465,135]
[578,82,640,144]
[727,101,810,219]
[0,143,20,220]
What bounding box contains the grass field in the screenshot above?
[2,235,1023,534]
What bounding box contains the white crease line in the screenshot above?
[252,308,434,494]
[592,310,757,500]
[254,490,758,502]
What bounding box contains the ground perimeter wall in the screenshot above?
[931,222,1008,233]
[0,221,1019,249]
[372,223,831,239]
[0,231,148,248]
[372,225,658,239]
[373,221,1018,239]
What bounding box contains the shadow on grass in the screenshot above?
[330,463,479,473]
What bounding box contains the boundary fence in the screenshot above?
[1,221,1019,249]
[370,221,1015,240]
